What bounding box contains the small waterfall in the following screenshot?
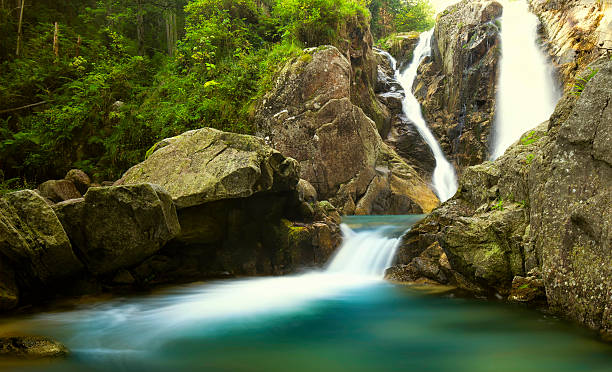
[379,30,458,202]
[28,221,404,350]
[326,224,400,276]
[490,0,560,159]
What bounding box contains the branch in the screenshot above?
[0,101,47,114]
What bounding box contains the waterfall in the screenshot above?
[490,0,560,159]
[31,221,405,349]
[379,30,458,202]
[326,224,400,276]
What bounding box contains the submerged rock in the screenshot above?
[54,184,180,276]
[0,336,68,359]
[254,45,438,215]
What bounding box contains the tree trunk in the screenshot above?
[165,11,171,55]
[136,0,144,55]
[76,35,81,57]
[15,0,24,56]
[53,21,59,59]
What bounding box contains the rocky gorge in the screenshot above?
[0,0,611,365]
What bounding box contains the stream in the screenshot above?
[1,215,611,372]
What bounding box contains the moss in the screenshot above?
[299,53,313,64]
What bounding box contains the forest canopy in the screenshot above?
[0,0,434,187]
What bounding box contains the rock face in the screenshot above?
[0,336,68,359]
[414,0,502,172]
[254,45,439,215]
[117,128,299,209]
[54,184,180,276]
[387,59,612,339]
[529,0,612,88]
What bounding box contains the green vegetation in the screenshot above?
[367,0,434,39]
[0,0,377,184]
[520,130,540,146]
[492,199,504,211]
[571,67,599,96]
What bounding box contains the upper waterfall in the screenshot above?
[490,0,560,159]
[380,30,458,202]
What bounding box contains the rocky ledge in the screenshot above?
[0,128,341,312]
[387,58,612,340]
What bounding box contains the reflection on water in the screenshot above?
[1,215,611,371]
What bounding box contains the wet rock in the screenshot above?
[414,0,502,172]
[0,258,18,311]
[0,336,68,359]
[37,179,81,203]
[64,169,91,195]
[508,275,546,304]
[54,184,180,276]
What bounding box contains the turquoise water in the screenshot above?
[1,215,611,371]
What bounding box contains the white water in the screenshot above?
[25,224,401,350]
[380,30,458,202]
[490,0,560,159]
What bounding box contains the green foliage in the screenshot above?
[525,153,535,165]
[520,130,540,146]
[368,0,434,39]
[571,67,599,96]
[492,199,504,211]
[1,0,369,184]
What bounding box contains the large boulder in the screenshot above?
[113,129,340,283]
[387,59,612,338]
[54,184,180,276]
[117,128,299,209]
[0,190,83,292]
[254,45,438,215]
[414,0,502,172]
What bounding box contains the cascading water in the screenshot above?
[490,0,560,159]
[12,218,414,353]
[379,30,458,202]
